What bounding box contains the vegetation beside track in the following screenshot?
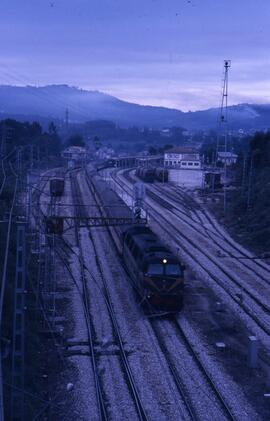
[205,131,270,254]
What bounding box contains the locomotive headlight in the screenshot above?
[163,259,167,264]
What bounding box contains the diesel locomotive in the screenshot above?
[88,169,185,311]
[122,225,185,310]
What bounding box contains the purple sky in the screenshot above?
[0,0,270,111]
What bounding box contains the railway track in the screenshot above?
[143,182,270,312]
[124,167,270,276]
[85,168,238,420]
[70,172,109,421]
[120,168,270,288]
[110,168,270,339]
[157,183,270,277]
[33,167,265,420]
[35,168,196,420]
[88,168,239,420]
[69,171,149,421]
[147,185,270,300]
[151,318,236,421]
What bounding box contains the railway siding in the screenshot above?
[113,168,270,344]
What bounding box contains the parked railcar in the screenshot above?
[136,167,155,183]
[204,172,222,189]
[96,159,116,171]
[135,167,143,179]
[45,217,64,235]
[50,178,65,196]
[90,171,185,311]
[155,167,168,182]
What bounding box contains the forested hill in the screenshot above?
[0,119,61,159]
[1,85,270,130]
[227,131,270,251]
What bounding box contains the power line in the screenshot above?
[0,65,92,122]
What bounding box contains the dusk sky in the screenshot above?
[0,0,270,111]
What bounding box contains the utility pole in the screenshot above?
[247,153,254,208]
[241,155,247,196]
[16,148,23,194]
[36,146,40,167]
[133,183,145,222]
[11,224,27,421]
[0,123,6,158]
[65,108,69,130]
[1,124,12,158]
[29,145,34,170]
[43,195,57,331]
[216,60,231,214]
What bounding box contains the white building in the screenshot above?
[217,152,238,166]
[62,146,89,168]
[160,128,172,138]
[168,169,203,188]
[62,146,88,161]
[164,147,202,169]
[95,146,115,160]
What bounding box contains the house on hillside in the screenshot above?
[62,146,89,168]
[95,146,115,160]
[62,146,88,161]
[217,152,238,166]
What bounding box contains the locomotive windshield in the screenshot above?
[166,264,182,276]
[146,263,182,277]
[147,263,163,275]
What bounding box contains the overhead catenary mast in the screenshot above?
[65,108,69,129]
[216,60,231,214]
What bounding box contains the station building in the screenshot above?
[164,147,202,169]
[164,147,203,188]
[61,146,89,168]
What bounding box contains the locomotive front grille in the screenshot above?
[144,276,183,292]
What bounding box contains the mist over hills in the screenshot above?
[0,84,270,131]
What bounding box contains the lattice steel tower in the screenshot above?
[216,60,231,214]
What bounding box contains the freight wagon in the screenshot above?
[155,167,168,182]
[50,178,65,196]
[135,167,156,183]
[204,172,222,189]
[45,217,64,235]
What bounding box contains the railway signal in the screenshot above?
[133,182,145,222]
[215,60,231,214]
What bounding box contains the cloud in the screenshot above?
[1,1,270,111]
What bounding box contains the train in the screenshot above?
[135,167,156,183]
[123,225,185,310]
[95,159,116,171]
[135,167,168,183]
[88,169,185,312]
[50,177,65,196]
[154,167,168,182]
[204,172,222,189]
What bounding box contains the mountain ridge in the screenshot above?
[0,84,270,130]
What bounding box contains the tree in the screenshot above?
[148,146,157,155]
[250,131,270,169]
[159,144,173,153]
[48,122,57,136]
[66,135,85,147]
